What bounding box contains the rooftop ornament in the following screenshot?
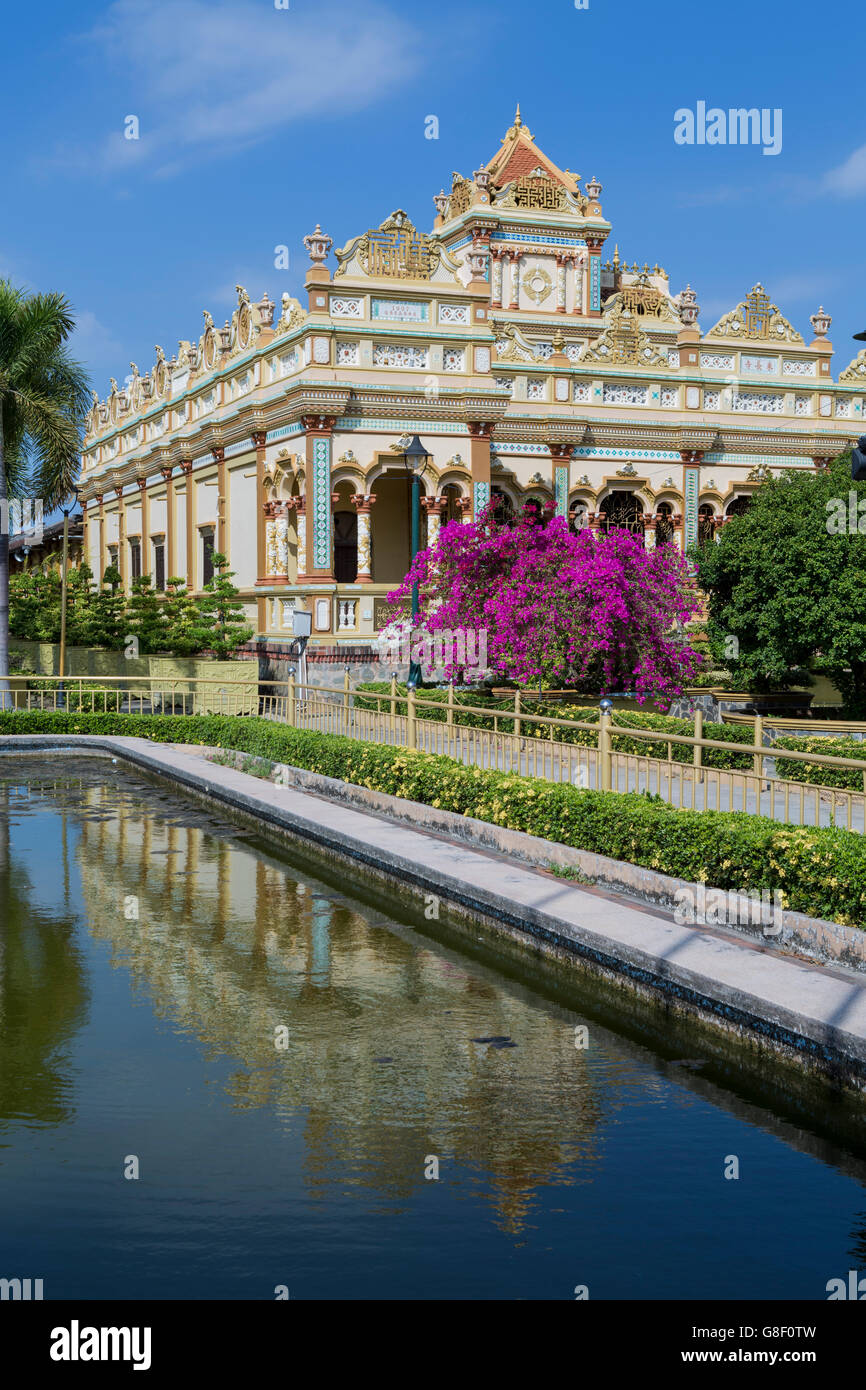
[303,224,333,266]
[811,306,832,339]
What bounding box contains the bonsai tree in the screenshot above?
[691,451,866,712]
[195,553,253,659]
[126,574,169,655]
[0,280,90,704]
[162,577,206,657]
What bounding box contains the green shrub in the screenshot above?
[773,736,866,791]
[2,709,866,927]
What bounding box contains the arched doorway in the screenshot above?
[333,510,358,581]
[523,494,551,526]
[654,501,675,546]
[600,490,644,535]
[440,483,465,524]
[370,472,428,584]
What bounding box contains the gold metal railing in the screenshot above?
[6,673,866,832]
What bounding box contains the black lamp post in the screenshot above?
[402,434,430,689]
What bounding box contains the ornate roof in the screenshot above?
[483,105,580,194]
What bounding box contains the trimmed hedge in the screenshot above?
[774,736,866,791]
[2,708,866,927]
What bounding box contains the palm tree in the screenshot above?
[0,280,90,703]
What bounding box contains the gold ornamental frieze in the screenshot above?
[495,172,587,214]
[582,308,672,369]
[335,209,460,282]
[707,284,804,344]
[839,349,866,384]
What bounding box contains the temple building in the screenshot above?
[78,107,863,654]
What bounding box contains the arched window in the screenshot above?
[569,498,590,534]
[726,494,752,518]
[441,483,464,524]
[600,490,644,535]
[698,503,716,543]
[522,495,551,526]
[491,487,515,525]
[655,501,675,546]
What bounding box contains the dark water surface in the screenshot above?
[2,756,866,1301]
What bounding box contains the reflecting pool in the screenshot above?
[1,757,866,1300]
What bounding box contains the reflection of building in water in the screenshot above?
[71,776,650,1234]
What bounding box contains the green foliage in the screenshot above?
[9,569,62,641]
[196,553,253,659]
[773,736,866,790]
[692,452,866,710]
[3,709,866,926]
[126,575,168,655]
[9,560,252,660]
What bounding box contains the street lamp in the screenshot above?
[402,434,431,689]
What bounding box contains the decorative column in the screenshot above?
[455,496,472,524]
[213,446,227,556]
[642,514,656,551]
[114,486,127,590]
[549,443,572,517]
[555,254,569,314]
[263,501,279,578]
[585,235,606,317]
[490,250,505,310]
[420,496,447,549]
[293,497,308,583]
[302,415,336,580]
[467,421,494,519]
[180,459,195,589]
[94,493,105,579]
[274,503,289,578]
[160,468,176,580]
[680,450,703,555]
[350,494,376,582]
[252,430,268,631]
[137,476,150,580]
[672,512,685,551]
[508,252,521,311]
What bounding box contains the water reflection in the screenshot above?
[0,783,89,1129]
[59,771,648,1234]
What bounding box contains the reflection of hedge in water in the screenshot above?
[354,683,752,770]
[3,710,866,927]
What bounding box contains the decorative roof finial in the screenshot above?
[514,103,522,128]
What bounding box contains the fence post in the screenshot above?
[598,700,612,792]
[390,672,397,723]
[514,688,521,740]
[407,685,416,751]
[343,665,350,730]
[287,674,296,727]
[447,681,454,729]
[693,708,703,778]
[753,714,764,782]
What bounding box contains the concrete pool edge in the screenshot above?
[7,732,866,1091]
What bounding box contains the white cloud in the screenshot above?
[56,0,423,178]
[70,310,125,373]
[824,143,866,197]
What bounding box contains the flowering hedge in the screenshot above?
[2,709,865,926]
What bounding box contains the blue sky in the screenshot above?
[3,0,865,406]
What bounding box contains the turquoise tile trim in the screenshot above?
[312,437,331,570]
[555,464,569,517]
[474,480,490,515]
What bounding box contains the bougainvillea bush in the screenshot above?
[388,507,700,704]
